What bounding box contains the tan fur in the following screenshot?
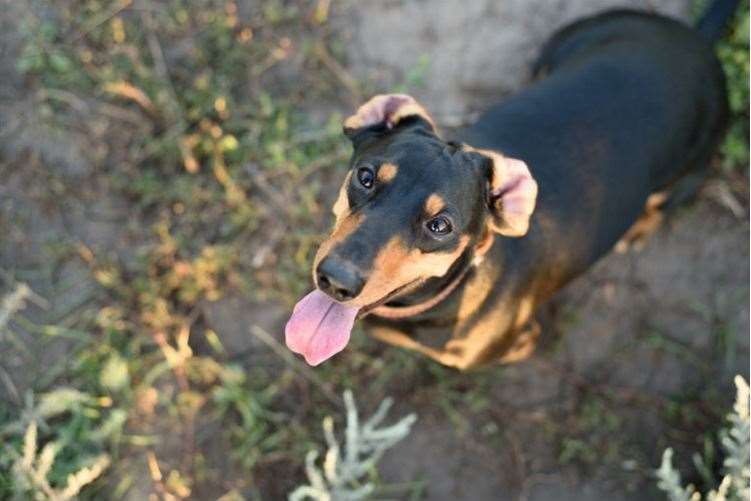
[351,235,470,307]
[497,319,541,364]
[313,213,363,280]
[423,193,445,216]
[377,162,398,183]
[371,313,541,370]
[343,115,362,130]
[370,325,462,366]
[430,294,538,369]
[473,227,495,260]
[343,94,436,132]
[454,267,496,321]
[331,171,352,224]
[615,190,669,253]
[388,101,436,130]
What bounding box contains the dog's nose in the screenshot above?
[316,256,364,302]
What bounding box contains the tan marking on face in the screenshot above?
[312,213,363,281]
[332,171,352,224]
[352,234,470,307]
[423,194,445,216]
[377,162,398,183]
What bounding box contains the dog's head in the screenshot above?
[285,94,538,365]
[315,94,538,305]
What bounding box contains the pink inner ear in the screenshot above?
[492,174,537,215]
[350,94,416,129]
[381,95,413,128]
[490,156,538,235]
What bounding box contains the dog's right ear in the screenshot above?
[462,146,538,237]
[343,94,436,147]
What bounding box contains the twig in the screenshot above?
[140,5,199,173]
[0,366,21,405]
[251,223,288,269]
[102,81,159,118]
[249,325,340,406]
[314,41,362,106]
[0,282,48,333]
[141,8,181,121]
[244,162,289,214]
[76,0,133,41]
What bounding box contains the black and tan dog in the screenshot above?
[285,2,735,369]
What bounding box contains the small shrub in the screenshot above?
[656,375,750,501]
[289,391,417,501]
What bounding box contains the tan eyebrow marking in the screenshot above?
[377,162,398,183]
[424,194,445,216]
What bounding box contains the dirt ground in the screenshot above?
[375,198,749,501]
[331,2,751,498]
[0,0,748,500]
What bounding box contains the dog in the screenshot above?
[285,1,735,369]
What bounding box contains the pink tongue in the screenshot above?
[285,290,360,366]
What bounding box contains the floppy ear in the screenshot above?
[467,147,538,237]
[343,94,436,143]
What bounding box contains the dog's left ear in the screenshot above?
[465,147,538,237]
[343,94,436,145]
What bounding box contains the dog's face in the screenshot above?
[313,94,538,309]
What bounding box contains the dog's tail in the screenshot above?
[696,0,741,43]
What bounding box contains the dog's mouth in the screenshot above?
[357,279,422,317]
[284,279,420,366]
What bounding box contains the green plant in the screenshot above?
[691,0,750,171]
[656,375,750,501]
[289,391,417,501]
[0,387,125,499]
[716,2,750,171]
[8,421,110,501]
[8,1,356,495]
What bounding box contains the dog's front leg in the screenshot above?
[496,318,541,364]
[369,325,468,369]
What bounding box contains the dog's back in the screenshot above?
[533,10,728,190]
[460,9,729,287]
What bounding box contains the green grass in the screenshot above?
[3,0,443,498]
[693,0,751,171]
[717,2,750,171]
[4,0,354,498]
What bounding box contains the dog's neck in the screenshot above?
[368,249,476,319]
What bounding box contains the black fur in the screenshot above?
[337,7,731,367]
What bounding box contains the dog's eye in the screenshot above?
[356,166,375,189]
[426,216,452,235]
